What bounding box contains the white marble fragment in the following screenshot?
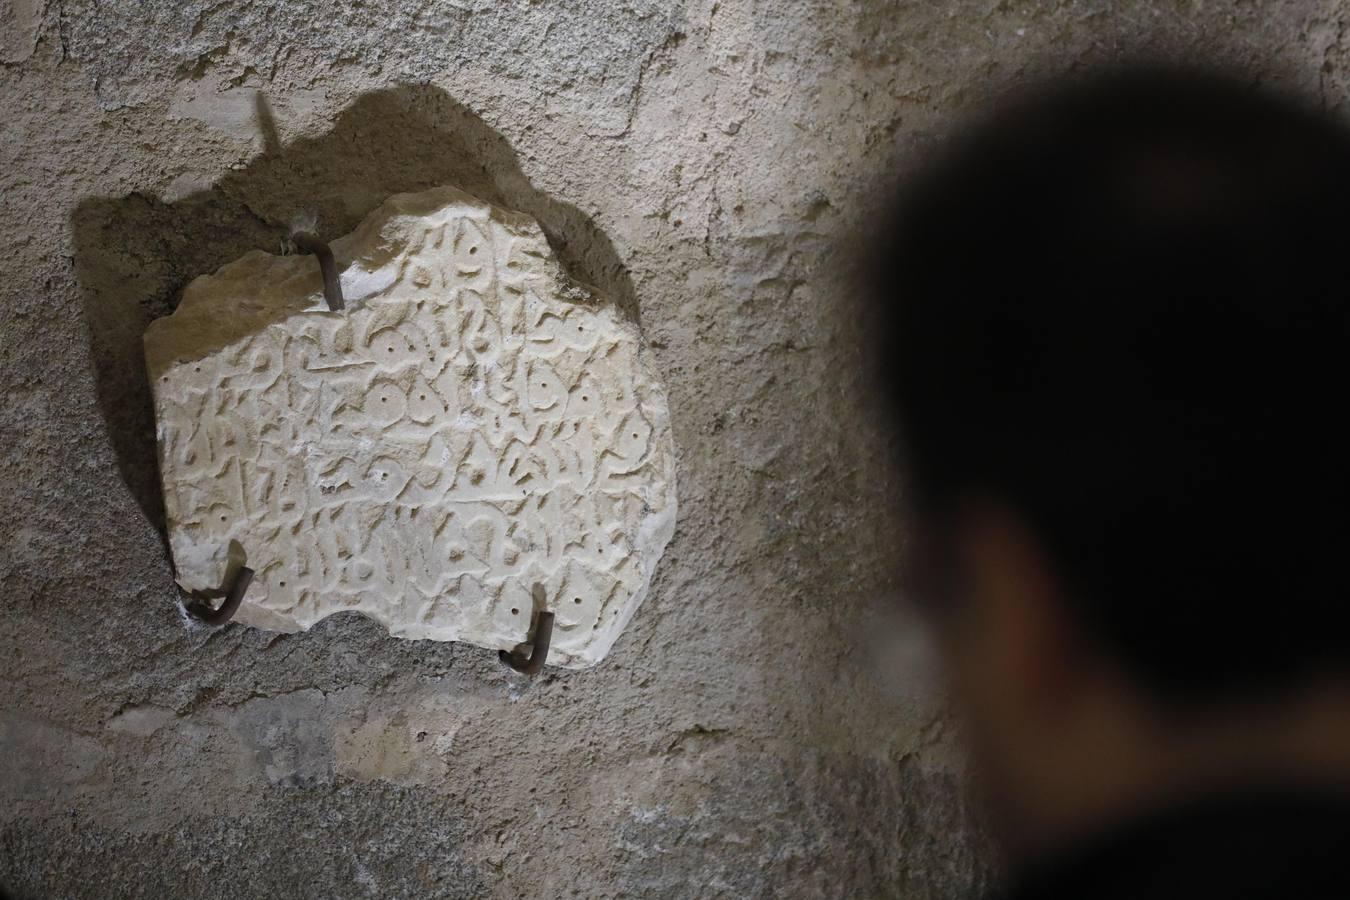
[144,186,677,668]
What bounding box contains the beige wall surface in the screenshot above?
[0,1,1340,896]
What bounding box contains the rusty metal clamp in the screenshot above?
[183,566,255,626]
[500,610,554,675]
[292,232,345,312]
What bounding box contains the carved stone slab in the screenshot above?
[144,187,677,668]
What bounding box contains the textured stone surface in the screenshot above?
[146,186,676,666]
[4,1,1344,897]
[0,0,45,64]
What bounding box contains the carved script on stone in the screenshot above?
[144,187,677,668]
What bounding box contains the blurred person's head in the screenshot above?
[866,66,1350,862]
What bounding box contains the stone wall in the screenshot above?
[1,1,1342,896]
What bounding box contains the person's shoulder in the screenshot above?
[996,786,1350,900]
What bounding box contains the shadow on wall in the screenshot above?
[73,84,638,534]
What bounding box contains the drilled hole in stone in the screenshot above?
[573,597,582,605]
[582,395,588,401]
[279,581,286,587]
[510,607,519,615]
[469,246,478,255]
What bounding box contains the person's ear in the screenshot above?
[957,501,1082,715]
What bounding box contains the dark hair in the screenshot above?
[868,66,1350,701]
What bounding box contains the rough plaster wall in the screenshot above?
[0,1,1344,897]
